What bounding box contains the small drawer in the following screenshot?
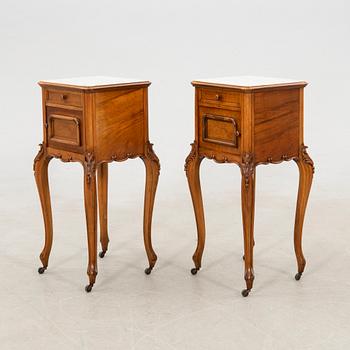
[46,106,83,152]
[199,88,240,109]
[46,89,82,108]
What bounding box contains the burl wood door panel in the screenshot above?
[46,106,84,153]
[202,114,240,147]
[198,106,241,155]
[254,88,300,163]
[94,88,145,161]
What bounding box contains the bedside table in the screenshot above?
[34,76,160,292]
[185,76,314,297]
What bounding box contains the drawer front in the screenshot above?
[46,89,83,108]
[199,88,241,109]
[199,106,241,154]
[46,107,84,152]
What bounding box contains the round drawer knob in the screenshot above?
[61,94,68,100]
[215,94,221,101]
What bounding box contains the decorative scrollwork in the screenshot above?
[200,151,231,164]
[142,141,160,175]
[240,153,255,189]
[85,152,95,185]
[145,141,160,162]
[257,154,295,166]
[184,142,197,172]
[110,153,139,162]
[52,153,73,162]
[33,143,45,171]
[184,142,203,175]
[300,144,315,173]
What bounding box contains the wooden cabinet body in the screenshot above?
[185,76,314,297]
[34,77,160,292]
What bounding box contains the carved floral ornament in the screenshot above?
[84,152,95,185]
[240,153,255,188]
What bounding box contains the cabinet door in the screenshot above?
[46,106,84,153]
[198,106,241,155]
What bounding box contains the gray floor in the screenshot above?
[0,175,349,350]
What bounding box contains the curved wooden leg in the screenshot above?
[34,144,53,274]
[293,146,314,281]
[83,153,98,292]
[97,162,109,258]
[240,153,256,297]
[185,142,205,275]
[141,142,160,275]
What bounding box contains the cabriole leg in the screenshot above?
[293,146,314,281]
[185,142,205,276]
[141,142,160,275]
[34,144,53,275]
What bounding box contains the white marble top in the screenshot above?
[192,76,307,88]
[39,76,149,87]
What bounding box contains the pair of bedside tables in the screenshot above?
[34,76,314,296]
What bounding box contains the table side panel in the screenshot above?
[94,88,145,162]
[253,88,300,163]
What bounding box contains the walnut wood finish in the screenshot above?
[185,80,314,296]
[240,154,256,292]
[141,142,160,273]
[185,142,205,273]
[294,145,314,280]
[34,144,53,272]
[97,162,109,256]
[83,156,98,290]
[34,80,160,292]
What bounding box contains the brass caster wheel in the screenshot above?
[38,267,46,274]
[241,289,251,297]
[144,267,153,275]
[85,284,93,293]
[191,268,199,275]
[295,272,303,281]
[99,250,106,258]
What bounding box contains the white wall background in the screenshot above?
[0,0,349,267]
